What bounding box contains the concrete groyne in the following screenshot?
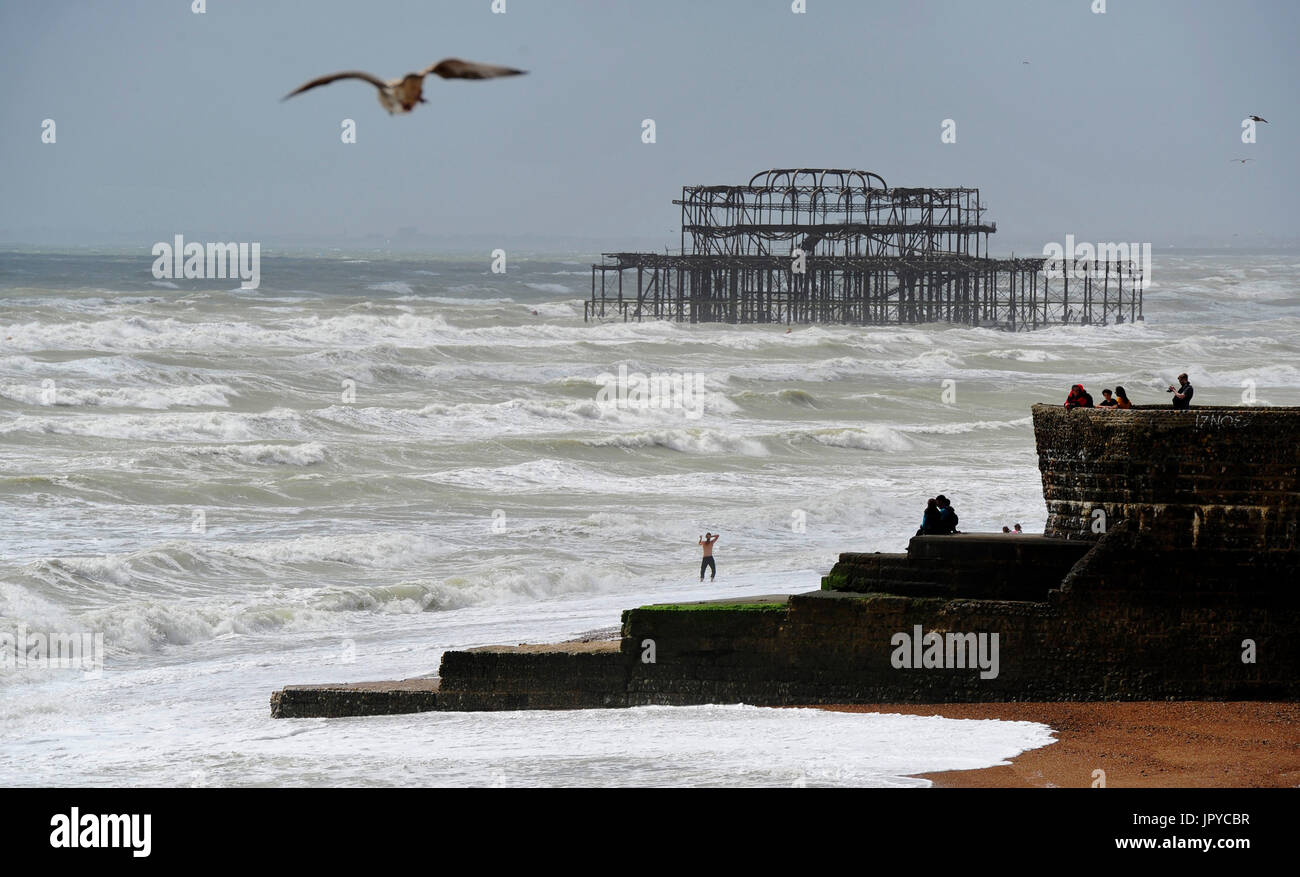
[272,404,1300,718]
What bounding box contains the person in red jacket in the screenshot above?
[1064,384,1093,409]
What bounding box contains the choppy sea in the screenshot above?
[1,248,1294,786]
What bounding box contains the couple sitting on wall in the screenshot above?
[917,495,959,536]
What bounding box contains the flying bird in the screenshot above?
[1231,158,1255,164]
[1247,115,1268,123]
[283,58,526,114]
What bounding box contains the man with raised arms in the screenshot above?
[698,532,719,582]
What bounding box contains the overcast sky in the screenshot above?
[0,0,1294,253]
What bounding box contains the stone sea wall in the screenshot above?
[1033,403,1300,549]
[272,405,1300,717]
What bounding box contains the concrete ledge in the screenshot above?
[270,677,440,719]
[435,645,628,711]
[906,533,1088,562]
[825,534,1090,600]
[272,633,624,718]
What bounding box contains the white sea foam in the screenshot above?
[901,416,1034,436]
[734,388,820,407]
[530,301,581,318]
[0,408,305,442]
[796,426,913,452]
[587,429,770,456]
[312,393,737,439]
[393,295,515,305]
[985,348,1060,363]
[0,382,234,409]
[216,531,453,569]
[0,693,1056,787]
[1225,280,1293,301]
[366,281,415,295]
[575,511,695,542]
[13,556,623,656]
[423,458,600,491]
[178,442,329,466]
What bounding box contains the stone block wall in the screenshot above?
[436,645,628,711]
[823,536,1090,600]
[1032,404,1300,549]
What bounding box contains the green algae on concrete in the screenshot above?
[630,594,791,613]
[633,602,790,613]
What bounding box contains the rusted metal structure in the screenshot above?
[586,169,1143,329]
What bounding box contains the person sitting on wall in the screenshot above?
[1098,388,1118,408]
[1002,526,1012,534]
[1064,384,1093,409]
[1168,373,1194,409]
[1114,386,1133,409]
[935,494,959,534]
[917,498,944,536]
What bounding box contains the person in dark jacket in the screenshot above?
[936,494,959,534]
[1168,373,1194,409]
[917,498,944,536]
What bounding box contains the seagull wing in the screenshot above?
[282,71,389,101]
[422,58,527,80]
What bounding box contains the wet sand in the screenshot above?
[820,702,1300,787]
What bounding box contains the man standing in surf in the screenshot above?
[698,532,720,582]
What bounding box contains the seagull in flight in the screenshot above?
[1230,158,1255,164]
[283,58,526,114]
[1247,115,1268,123]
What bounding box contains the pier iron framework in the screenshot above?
[586,169,1143,330]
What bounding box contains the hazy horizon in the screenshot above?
[1,0,1295,253]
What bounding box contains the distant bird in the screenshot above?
[1247,115,1268,123]
[1021,60,1031,65]
[1231,158,1255,164]
[283,58,526,114]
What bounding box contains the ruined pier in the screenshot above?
[585,168,1144,329]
